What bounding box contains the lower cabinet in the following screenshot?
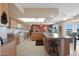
[0,40,16,56]
[31,32,43,41]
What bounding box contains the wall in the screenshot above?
[9,18,23,28]
[7,3,24,28]
[32,24,49,32]
[9,18,17,28]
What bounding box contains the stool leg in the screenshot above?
[49,48,54,56]
[56,47,59,56]
[53,47,59,56]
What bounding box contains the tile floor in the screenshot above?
[17,38,48,56]
[16,38,79,56]
[70,40,79,56]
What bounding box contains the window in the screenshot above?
[66,24,72,30]
[77,24,79,33]
[66,24,73,36]
[16,24,22,29]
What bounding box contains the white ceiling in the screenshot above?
[14,3,79,24]
[24,8,58,18]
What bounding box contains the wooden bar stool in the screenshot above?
[48,40,59,56]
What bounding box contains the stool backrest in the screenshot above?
[48,40,58,47]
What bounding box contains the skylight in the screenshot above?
[18,18,45,22]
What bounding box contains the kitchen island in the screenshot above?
[31,32,43,41]
[43,33,72,56]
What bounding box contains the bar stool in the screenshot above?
[48,40,59,56]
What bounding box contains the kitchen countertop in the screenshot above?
[43,32,71,56]
[43,33,73,39]
[0,39,14,47]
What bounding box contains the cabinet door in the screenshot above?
[64,39,70,56]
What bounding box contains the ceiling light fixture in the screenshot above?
[50,15,54,18]
[18,18,45,22]
[63,17,69,20]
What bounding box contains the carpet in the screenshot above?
[35,40,44,46]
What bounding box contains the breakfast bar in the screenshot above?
[43,33,72,56]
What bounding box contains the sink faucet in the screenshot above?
[0,37,3,45]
